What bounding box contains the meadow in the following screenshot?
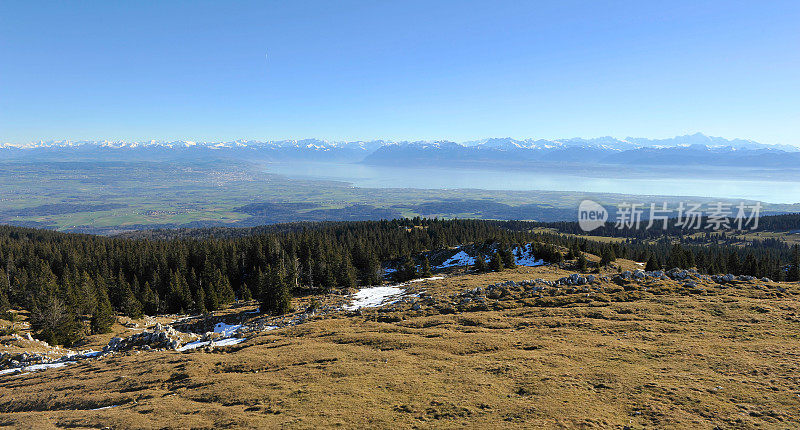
[2,263,798,429]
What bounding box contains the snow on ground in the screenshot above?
[176,336,247,352]
[514,244,546,267]
[343,286,407,311]
[410,276,445,282]
[61,350,102,360]
[3,326,251,375]
[90,405,121,411]
[0,361,76,376]
[437,250,475,268]
[213,322,242,337]
[436,245,545,269]
[212,337,247,347]
[175,340,209,352]
[175,323,246,352]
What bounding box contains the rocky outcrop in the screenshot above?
[103,323,196,352]
[451,268,789,308]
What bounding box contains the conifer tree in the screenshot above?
[261,268,291,315]
[727,252,740,275]
[473,255,487,273]
[684,249,695,268]
[668,244,686,269]
[323,261,337,293]
[187,268,199,299]
[237,284,252,301]
[788,245,800,282]
[489,252,504,272]
[599,247,616,267]
[394,254,418,283]
[743,253,758,276]
[566,246,576,260]
[551,249,564,264]
[120,284,143,318]
[500,248,516,269]
[363,252,382,285]
[0,271,10,313]
[193,286,207,314]
[336,255,357,290]
[91,287,115,334]
[77,272,97,316]
[312,259,326,291]
[204,281,220,312]
[140,281,158,315]
[214,269,235,305]
[168,270,192,313]
[645,255,660,271]
[576,252,588,272]
[421,257,433,278]
[695,251,707,273]
[32,296,81,345]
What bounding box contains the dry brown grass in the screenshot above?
[2,267,800,429]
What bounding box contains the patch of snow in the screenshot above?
[213,322,242,337]
[212,337,247,347]
[436,244,545,269]
[410,276,445,282]
[514,244,546,267]
[1,361,77,376]
[65,350,101,359]
[177,336,246,352]
[24,361,75,371]
[90,404,120,411]
[437,250,475,268]
[176,340,209,352]
[343,286,407,311]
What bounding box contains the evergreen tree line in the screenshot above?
[1,218,798,345]
[0,220,543,343]
[544,213,800,241]
[544,234,800,282]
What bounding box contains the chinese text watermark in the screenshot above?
[578,200,762,232]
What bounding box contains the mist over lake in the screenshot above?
[265,161,800,204]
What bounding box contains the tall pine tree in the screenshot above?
[788,245,800,282]
[91,287,115,334]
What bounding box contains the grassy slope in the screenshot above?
[2,265,799,429]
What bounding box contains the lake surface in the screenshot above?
[264,162,800,204]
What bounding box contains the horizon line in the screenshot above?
[3,132,799,149]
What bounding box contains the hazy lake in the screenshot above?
[265,162,800,204]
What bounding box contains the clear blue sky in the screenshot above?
[1,1,798,145]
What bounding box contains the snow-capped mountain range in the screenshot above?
[2,133,796,151]
[2,133,798,168]
[0,138,388,151]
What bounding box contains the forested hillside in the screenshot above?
[0,220,548,344]
[1,218,798,345]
